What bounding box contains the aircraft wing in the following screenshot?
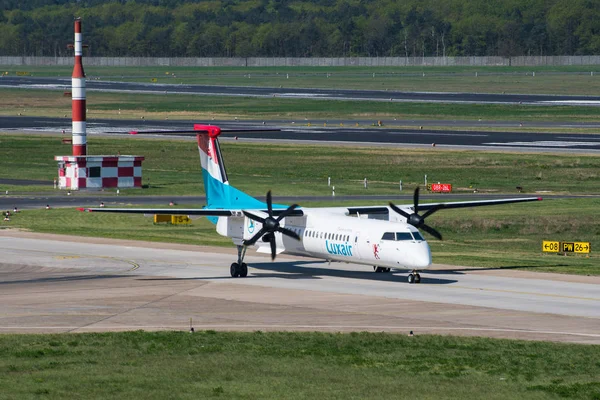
[415,196,542,211]
[346,196,541,215]
[82,207,305,217]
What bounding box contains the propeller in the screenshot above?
[389,187,444,240]
[242,191,301,260]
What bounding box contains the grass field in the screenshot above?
[4,87,600,123]
[0,331,599,399]
[4,64,600,95]
[1,134,600,196]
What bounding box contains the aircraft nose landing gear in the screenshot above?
[230,262,248,278]
[230,245,249,278]
[407,271,421,284]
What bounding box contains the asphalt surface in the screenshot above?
[3,75,600,105]
[3,116,600,153]
[1,232,598,343]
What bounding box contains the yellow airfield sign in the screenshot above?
[153,214,191,225]
[543,241,591,254]
[542,241,560,253]
[171,215,191,225]
[561,242,574,252]
[574,242,591,254]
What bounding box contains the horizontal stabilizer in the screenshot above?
[83,207,304,217]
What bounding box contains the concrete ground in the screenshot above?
[1,230,599,344]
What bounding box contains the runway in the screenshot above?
[4,116,600,153]
[3,76,600,106]
[1,231,599,344]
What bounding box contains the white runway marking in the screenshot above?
[542,100,600,105]
[557,136,600,141]
[485,141,600,147]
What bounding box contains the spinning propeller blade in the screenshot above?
[389,187,443,240]
[242,191,301,260]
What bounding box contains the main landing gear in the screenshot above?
[407,270,421,284]
[230,245,248,278]
[373,266,391,273]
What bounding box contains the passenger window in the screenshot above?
[396,232,414,241]
[382,232,395,241]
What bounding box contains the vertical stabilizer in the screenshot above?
[195,124,265,210]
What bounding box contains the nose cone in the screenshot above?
[412,242,432,268]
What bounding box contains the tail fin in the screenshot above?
[195,124,265,210]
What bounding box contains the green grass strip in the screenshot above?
[0,331,599,399]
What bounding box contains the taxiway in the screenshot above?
[1,231,598,344]
[3,116,600,153]
[3,76,600,106]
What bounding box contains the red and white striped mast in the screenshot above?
[71,18,86,156]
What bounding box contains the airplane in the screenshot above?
[84,124,541,283]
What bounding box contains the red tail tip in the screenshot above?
[77,207,85,212]
[129,131,138,135]
[537,197,543,201]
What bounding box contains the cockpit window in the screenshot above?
[412,231,425,241]
[396,232,414,241]
[381,232,395,240]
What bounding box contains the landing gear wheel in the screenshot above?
[415,273,421,283]
[384,268,391,273]
[239,263,248,278]
[374,266,385,273]
[408,273,415,284]
[230,262,240,278]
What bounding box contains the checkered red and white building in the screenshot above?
[54,19,146,191]
[54,155,144,190]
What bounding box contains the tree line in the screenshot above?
[1,0,598,58]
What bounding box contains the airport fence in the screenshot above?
[2,56,600,67]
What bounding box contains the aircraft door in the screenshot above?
[355,231,379,263]
[352,231,365,260]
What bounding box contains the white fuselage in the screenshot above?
[217,207,432,270]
